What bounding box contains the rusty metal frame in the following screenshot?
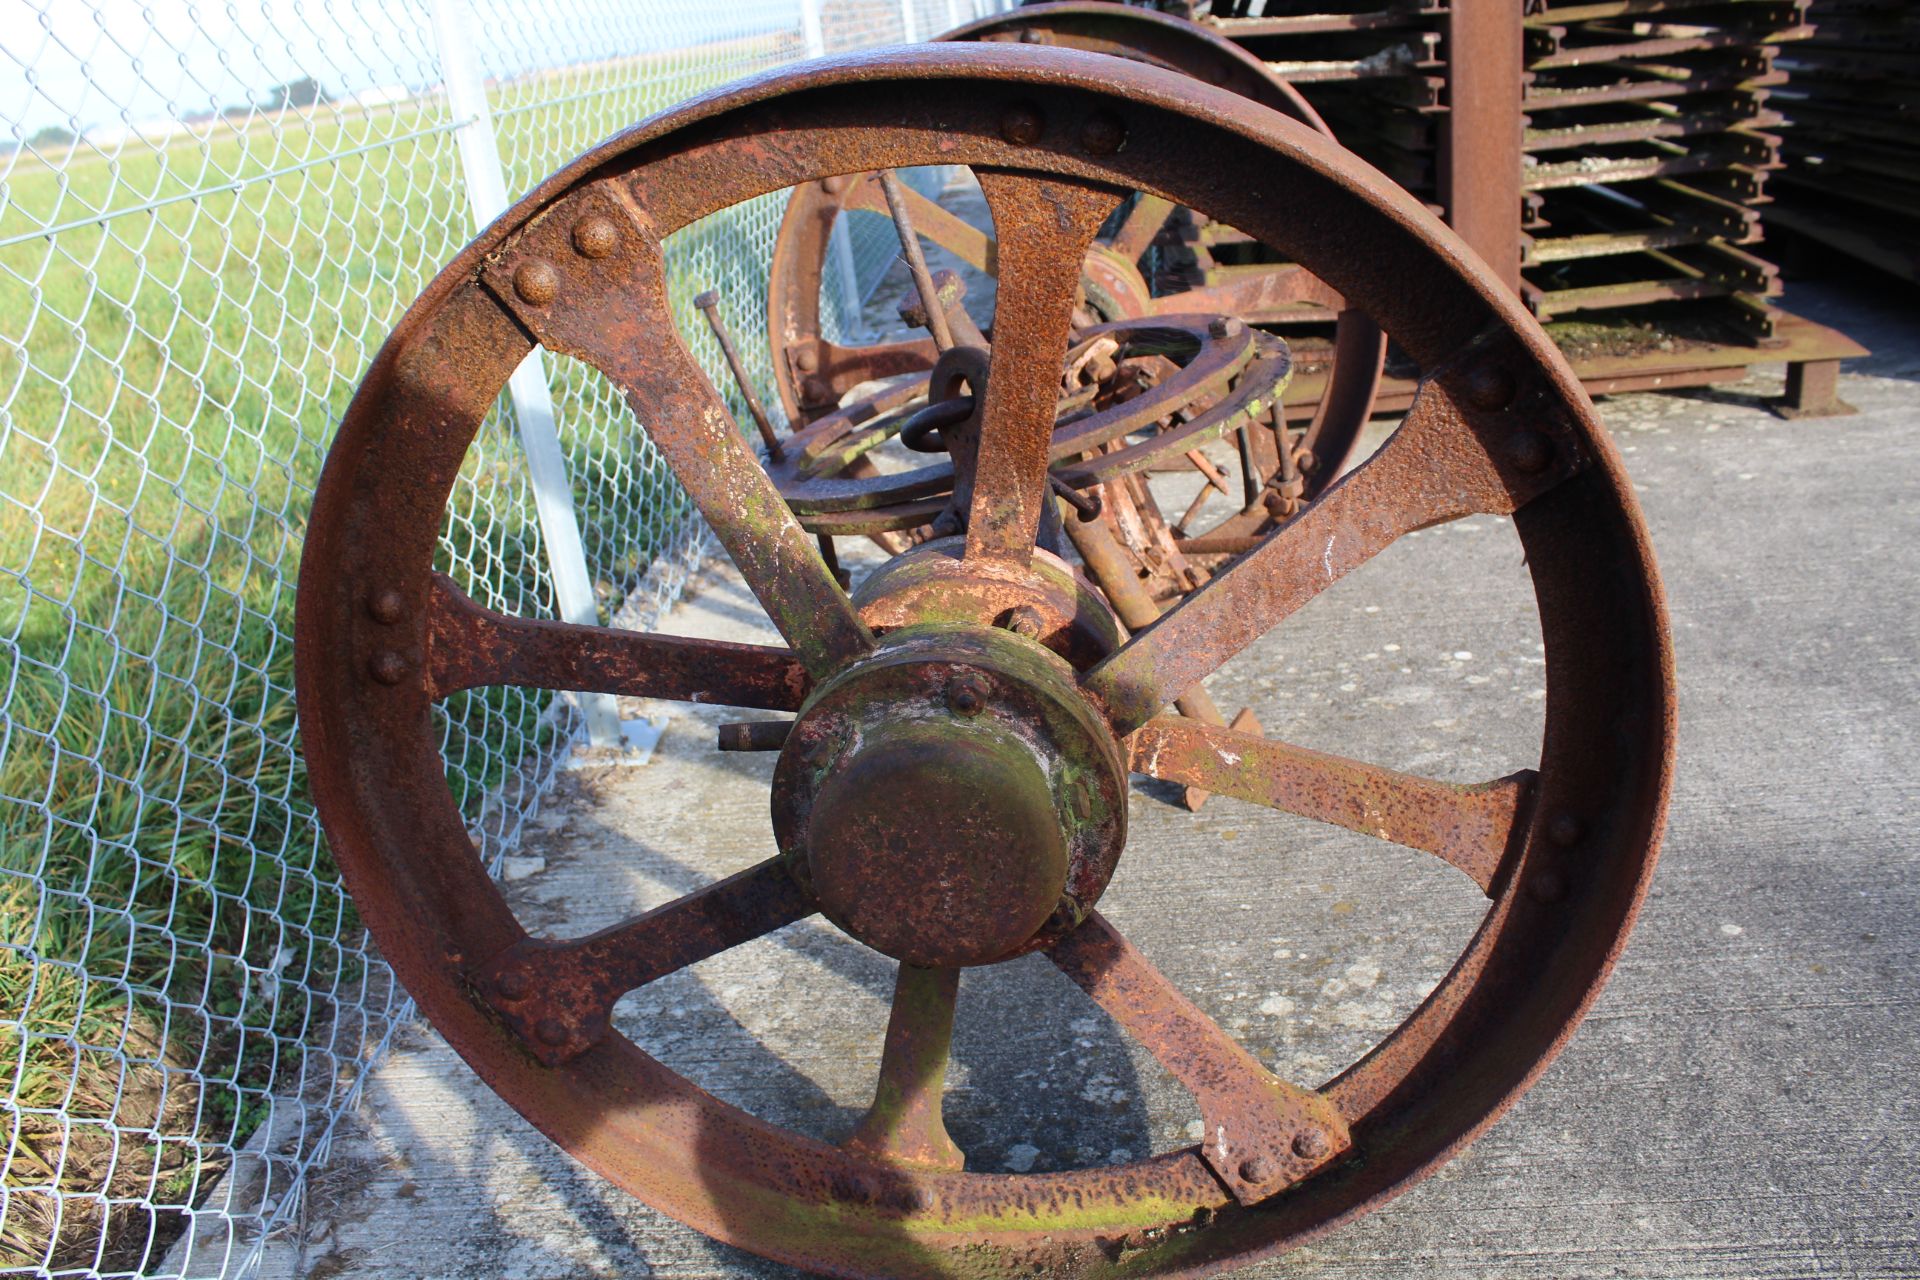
[297,44,1675,1279]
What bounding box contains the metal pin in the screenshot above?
[694,288,784,461]
[878,170,956,352]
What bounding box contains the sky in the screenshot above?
[1,0,798,138]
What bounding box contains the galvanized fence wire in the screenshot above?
[0,2,1007,1275]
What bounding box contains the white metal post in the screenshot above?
[799,0,825,57]
[900,0,920,42]
[946,0,964,33]
[430,0,622,748]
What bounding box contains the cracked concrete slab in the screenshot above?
[264,282,1920,1279]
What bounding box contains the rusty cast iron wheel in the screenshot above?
[296,45,1674,1279]
[765,1,1386,495]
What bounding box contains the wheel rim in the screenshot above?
[296,44,1674,1280]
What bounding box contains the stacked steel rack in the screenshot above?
[1110,0,1867,415]
[1771,0,1920,285]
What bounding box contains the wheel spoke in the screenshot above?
[842,965,965,1172]
[1084,369,1579,733]
[1048,912,1350,1205]
[1130,717,1535,893]
[844,172,995,274]
[481,184,871,681]
[425,574,808,709]
[1150,264,1345,319]
[962,170,1123,566]
[1104,193,1176,263]
[477,857,815,1066]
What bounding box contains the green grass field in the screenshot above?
[0,37,789,1269]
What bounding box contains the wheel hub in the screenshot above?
[771,625,1127,968]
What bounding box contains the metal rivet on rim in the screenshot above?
[947,676,985,716]
[369,651,407,685]
[1509,430,1554,475]
[571,216,618,259]
[820,173,850,196]
[1547,813,1582,847]
[494,971,530,1001]
[793,347,820,374]
[1291,1128,1331,1160]
[535,1018,571,1047]
[1208,316,1243,339]
[513,259,559,306]
[367,588,405,625]
[1530,869,1566,903]
[1080,112,1126,156]
[1239,1155,1277,1184]
[1000,103,1044,145]
[1462,363,1516,412]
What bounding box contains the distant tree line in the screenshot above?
[14,76,332,153]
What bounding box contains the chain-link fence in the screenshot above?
[0,2,1005,1274]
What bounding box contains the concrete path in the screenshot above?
[268,283,1920,1279]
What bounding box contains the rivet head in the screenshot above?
[1080,112,1126,156]
[512,259,559,306]
[793,347,820,374]
[1240,1155,1278,1184]
[494,971,530,1001]
[571,216,618,259]
[369,651,407,685]
[1530,869,1566,903]
[1509,430,1554,474]
[367,588,405,625]
[1548,813,1582,847]
[1000,103,1044,145]
[1462,363,1516,412]
[1207,315,1243,339]
[947,675,987,716]
[1291,1128,1331,1160]
[820,173,851,196]
[534,1018,570,1047]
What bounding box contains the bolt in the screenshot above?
[1461,363,1516,412]
[1051,895,1087,930]
[369,651,407,685]
[512,259,559,306]
[1294,448,1317,474]
[1080,112,1126,156]
[367,588,405,624]
[494,970,530,1001]
[1004,604,1047,639]
[1000,102,1044,145]
[947,675,987,716]
[1292,1128,1332,1160]
[1548,813,1582,847]
[1070,779,1093,822]
[820,173,851,196]
[1018,27,1043,43]
[793,346,820,374]
[534,1018,571,1048]
[1207,315,1243,339]
[1239,1155,1278,1184]
[1530,868,1566,903]
[571,215,618,259]
[1508,430,1554,474]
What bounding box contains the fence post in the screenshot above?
[800,0,825,57]
[946,0,964,32]
[900,0,920,41]
[429,0,623,748]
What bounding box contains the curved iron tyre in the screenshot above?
[296,45,1674,1280]
[765,1,1385,497]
